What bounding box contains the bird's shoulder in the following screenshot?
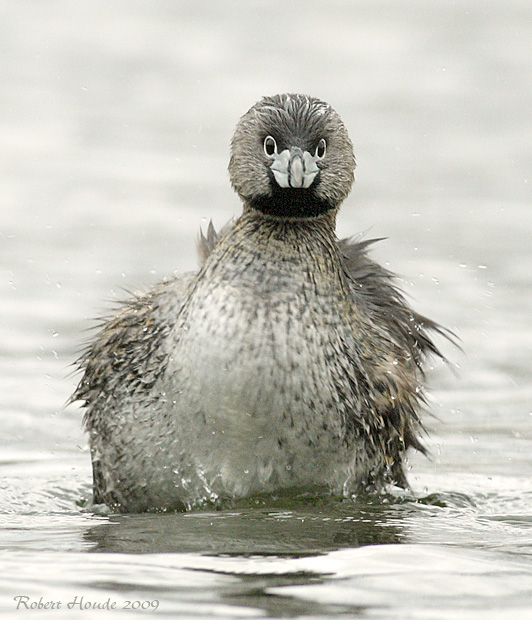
[197,219,233,264]
[72,272,195,410]
[339,236,450,363]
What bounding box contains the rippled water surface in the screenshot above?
[1,1,532,618]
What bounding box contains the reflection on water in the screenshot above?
[84,496,403,555]
[82,490,488,556]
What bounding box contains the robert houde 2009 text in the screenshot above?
[14,596,160,611]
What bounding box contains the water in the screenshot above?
[1,0,531,617]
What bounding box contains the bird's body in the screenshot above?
[74,94,448,512]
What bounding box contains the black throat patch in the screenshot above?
[251,183,334,218]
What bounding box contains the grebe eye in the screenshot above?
[263,135,277,157]
[315,138,326,159]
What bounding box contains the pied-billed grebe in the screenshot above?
[73,94,449,512]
